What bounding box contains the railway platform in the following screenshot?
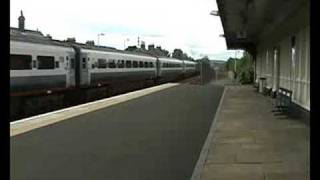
[192,84,310,180]
[10,78,310,180]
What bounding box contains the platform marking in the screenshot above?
[190,86,227,180]
[10,83,180,137]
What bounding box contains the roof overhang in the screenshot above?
[216,0,309,54]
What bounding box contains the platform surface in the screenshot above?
[11,82,224,180]
[196,85,309,180]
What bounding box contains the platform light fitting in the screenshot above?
[210,10,219,16]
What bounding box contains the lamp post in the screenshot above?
[124,38,130,50]
[97,33,105,46]
[234,50,238,80]
[234,50,237,72]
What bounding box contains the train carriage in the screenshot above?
[10,39,76,94]
[183,59,197,77]
[73,46,158,88]
[158,57,184,82]
[10,27,199,97]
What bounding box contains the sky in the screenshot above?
[10,0,243,60]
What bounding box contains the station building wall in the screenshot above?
[254,2,309,111]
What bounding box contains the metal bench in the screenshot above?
[272,87,292,114]
[263,87,272,96]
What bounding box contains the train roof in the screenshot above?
[158,57,183,63]
[73,43,156,58]
[10,27,157,58]
[10,27,72,48]
[10,27,196,61]
[183,59,197,64]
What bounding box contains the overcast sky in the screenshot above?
[10,0,243,60]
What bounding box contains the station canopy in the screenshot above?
[216,0,309,54]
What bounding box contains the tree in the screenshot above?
[225,52,253,84]
[172,49,183,59]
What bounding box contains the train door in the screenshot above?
[156,58,161,77]
[182,60,186,74]
[80,53,90,86]
[66,51,76,87]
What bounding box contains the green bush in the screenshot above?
[239,68,254,84]
[225,52,254,84]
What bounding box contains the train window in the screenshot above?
[55,61,59,68]
[92,64,95,69]
[82,58,86,63]
[163,63,167,68]
[132,61,138,68]
[82,62,86,69]
[109,60,116,68]
[10,54,32,70]
[126,60,132,68]
[139,61,143,67]
[71,58,75,69]
[37,56,55,69]
[118,60,124,68]
[98,59,107,68]
[149,62,154,68]
[144,62,148,68]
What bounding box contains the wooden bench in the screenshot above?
[272,87,293,114]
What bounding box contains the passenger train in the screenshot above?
[10,34,198,96]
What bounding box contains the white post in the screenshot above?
[234,52,236,73]
[200,60,203,84]
[97,34,100,46]
[124,38,130,50]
